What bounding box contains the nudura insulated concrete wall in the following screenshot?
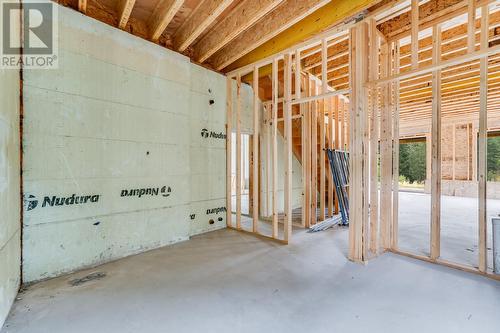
[0,0,21,325]
[21,6,228,283]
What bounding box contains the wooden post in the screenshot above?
[430,24,442,260]
[379,41,392,251]
[226,77,233,227]
[348,22,369,262]
[252,66,259,233]
[284,53,293,242]
[478,4,489,272]
[369,19,379,253]
[272,59,279,237]
[392,41,400,251]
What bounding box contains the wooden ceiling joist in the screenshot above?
[117,0,136,29]
[193,0,285,63]
[209,0,333,71]
[78,0,87,13]
[221,0,380,72]
[173,0,236,52]
[149,0,184,42]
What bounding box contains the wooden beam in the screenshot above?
[467,0,476,53]
[78,0,87,13]
[149,0,184,42]
[226,77,233,228]
[430,24,442,260]
[117,0,136,29]
[173,0,235,52]
[220,0,380,72]
[212,0,331,70]
[478,4,489,273]
[194,0,285,63]
[253,66,259,233]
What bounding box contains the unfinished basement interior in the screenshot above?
[1,0,500,332]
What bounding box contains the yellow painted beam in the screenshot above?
[224,0,380,72]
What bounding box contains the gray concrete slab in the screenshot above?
[3,221,500,333]
[398,191,500,270]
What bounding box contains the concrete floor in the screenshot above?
[398,191,500,270]
[3,221,500,332]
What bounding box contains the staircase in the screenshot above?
[269,74,348,227]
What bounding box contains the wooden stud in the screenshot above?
[284,53,293,242]
[478,4,489,272]
[320,38,328,221]
[452,124,456,180]
[304,77,311,228]
[266,106,272,218]
[272,59,279,237]
[253,66,260,233]
[319,95,326,221]
[380,41,393,251]
[236,74,242,229]
[369,18,379,253]
[311,79,318,225]
[392,40,400,250]
[333,96,339,214]
[430,24,442,260]
[226,77,233,228]
[328,96,335,217]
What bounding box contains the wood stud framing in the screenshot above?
[478,4,489,273]
[430,24,442,260]
[253,66,260,233]
[225,0,500,280]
